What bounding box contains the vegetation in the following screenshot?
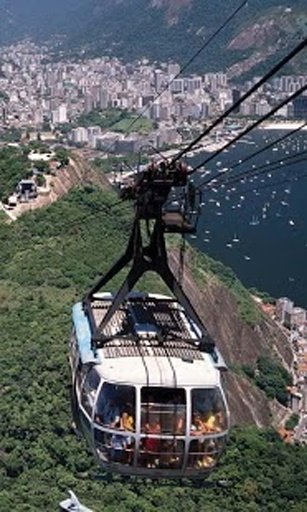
[94,153,149,174]
[0,185,307,511]
[242,356,292,406]
[188,247,262,326]
[55,147,70,167]
[0,147,31,201]
[0,128,22,143]
[285,414,300,431]
[76,108,153,134]
[249,287,276,305]
[60,0,307,76]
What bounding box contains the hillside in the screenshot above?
[1,1,306,77]
[0,181,306,510]
[51,0,307,77]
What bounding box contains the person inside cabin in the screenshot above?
[198,439,218,469]
[191,412,206,435]
[96,398,120,428]
[120,403,134,432]
[110,433,127,463]
[143,416,161,468]
[191,389,226,435]
[171,394,185,435]
[202,410,223,433]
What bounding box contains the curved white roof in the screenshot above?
[95,351,220,387]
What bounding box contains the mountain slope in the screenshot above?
[64,0,307,76]
[1,1,306,77]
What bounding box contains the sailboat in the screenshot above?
[232,233,240,242]
[250,215,260,226]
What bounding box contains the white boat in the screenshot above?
[232,233,239,242]
[244,256,251,261]
[289,220,295,226]
[226,243,233,248]
[250,215,260,226]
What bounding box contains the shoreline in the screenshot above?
[259,121,307,131]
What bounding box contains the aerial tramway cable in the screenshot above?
[125,0,249,134]
[171,37,307,164]
[191,84,307,175]
[224,167,307,200]
[220,121,307,172]
[98,0,250,158]
[205,153,307,194]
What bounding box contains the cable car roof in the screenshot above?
[94,353,221,387]
[73,293,223,387]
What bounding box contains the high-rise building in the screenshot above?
[293,95,307,119]
[58,104,68,124]
[154,70,164,92]
[171,79,184,94]
[100,87,109,109]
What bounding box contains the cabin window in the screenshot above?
[190,388,227,435]
[138,438,184,470]
[187,438,224,470]
[80,367,101,417]
[141,387,186,435]
[94,428,135,466]
[95,383,135,432]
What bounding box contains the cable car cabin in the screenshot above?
[70,293,229,479]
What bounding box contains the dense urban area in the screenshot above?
[0,41,307,154]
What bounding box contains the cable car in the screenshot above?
[69,161,229,478]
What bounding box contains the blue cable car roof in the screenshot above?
[72,302,100,364]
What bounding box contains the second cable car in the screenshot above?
[69,161,230,478]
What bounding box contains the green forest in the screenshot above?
[0,185,307,511]
[0,147,31,201]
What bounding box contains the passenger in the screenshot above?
[202,411,222,433]
[190,413,206,435]
[174,413,185,435]
[110,434,127,463]
[143,416,161,468]
[120,404,134,432]
[198,440,217,469]
[103,399,120,428]
[160,440,181,469]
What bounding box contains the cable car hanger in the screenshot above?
[83,161,217,358]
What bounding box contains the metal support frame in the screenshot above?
[83,215,215,353]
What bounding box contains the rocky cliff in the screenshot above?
[169,248,293,428]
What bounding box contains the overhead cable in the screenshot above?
[125,0,249,134]
[97,0,249,157]
[171,37,307,163]
[220,120,307,173]
[192,84,307,192]
[207,152,307,192]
